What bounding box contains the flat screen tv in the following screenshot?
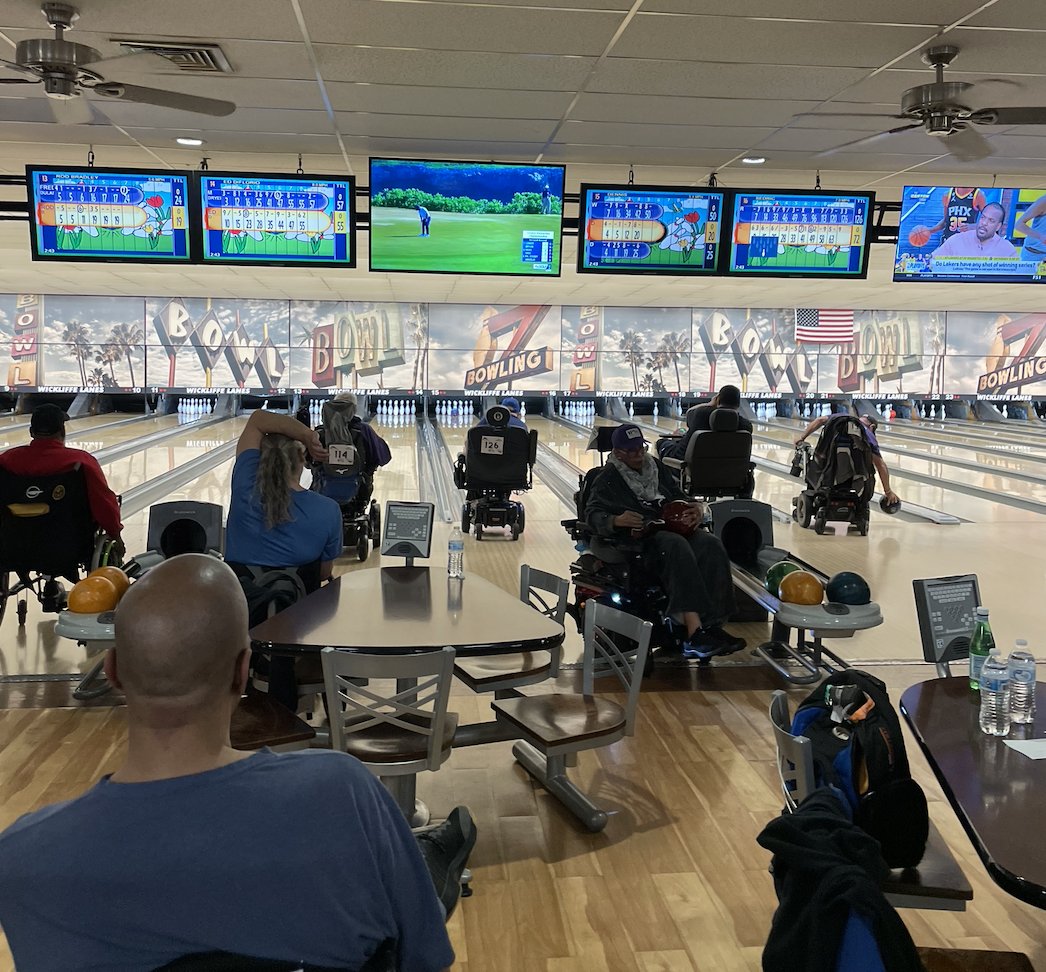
[727,190,874,278]
[369,158,565,276]
[577,184,725,274]
[196,172,355,267]
[26,165,191,263]
[894,185,1046,284]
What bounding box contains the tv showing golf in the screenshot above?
[369,158,565,276]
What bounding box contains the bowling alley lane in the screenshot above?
[0,411,162,451]
[891,416,1046,451]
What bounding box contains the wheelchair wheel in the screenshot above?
[813,510,827,535]
[17,598,28,626]
[857,512,870,536]
[511,506,525,541]
[461,503,471,533]
[356,533,370,562]
[0,572,8,626]
[369,502,381,538]
[475,521,483,540]
[795,493,812,529]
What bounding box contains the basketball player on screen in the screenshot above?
[908,187,988,248]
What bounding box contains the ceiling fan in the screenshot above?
[801,45,1046,162]
[0,1,235,124]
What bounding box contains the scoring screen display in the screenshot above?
[26,166,191,263]
[578,184,724,274]
[381,501,435,559]
[198,172,355,267]
[727,190,874,278]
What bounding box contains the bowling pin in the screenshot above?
[653,401,660,419]
[628,401,635,418]
[520,400,527,418]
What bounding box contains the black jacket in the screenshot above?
[757,789,922,972]
[585,459,686,538]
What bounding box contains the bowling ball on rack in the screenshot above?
[89,566,130,600]
[880,495,902,515]
[67,575,119,614]
[779,570,825,606]
[662,499,697,537]
[825,571,871,605]
[765,560,802,595]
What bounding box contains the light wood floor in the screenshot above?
[2,666,1044,970]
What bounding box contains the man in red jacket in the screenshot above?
[0,404,123,548]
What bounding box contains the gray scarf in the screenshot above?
[609,453,664,504]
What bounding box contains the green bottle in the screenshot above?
[969,606,995,690]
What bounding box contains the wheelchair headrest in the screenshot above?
[686,405,703,431]
[485,405,510,429]
[709,408,739,432]
[587,425,617,453]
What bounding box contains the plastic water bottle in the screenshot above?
[1008,641,1037,724]
[979,650,1011,737]
[447,526,465,578]
[968,606,995,690]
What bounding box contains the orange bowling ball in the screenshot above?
[778,570,824,606]
[89,566,130,600]
[67,575,119,614]
[662,499,697,537]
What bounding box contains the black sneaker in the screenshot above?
[703,626,747,653]
[682,627,746,660]
[415,806,477,919]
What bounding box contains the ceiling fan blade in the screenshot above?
[941,126,993,162]
[0,58,42,79]
[81,51,173,77]
[814,123,923,157]
[794,111,908,120]
[0,78,41,85]
[48,95,95,125]
[967,106,1046,126]
[91,82,235,116]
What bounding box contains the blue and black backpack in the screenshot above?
[792,669,929,869]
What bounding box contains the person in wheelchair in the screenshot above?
[657,384,751,463]
[478,396,526,430]
[794,412,899,510]
[0,403,123,551]
[309,392,392,510]
[586,424,745,660]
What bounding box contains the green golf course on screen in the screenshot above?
[370,207,560,274]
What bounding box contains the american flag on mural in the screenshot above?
[794,308,856,345]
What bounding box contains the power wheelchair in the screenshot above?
[453,405,537,540]
[658,407,755,500]
[0,466,122,628]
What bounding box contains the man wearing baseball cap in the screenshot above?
[585,423,744,660]
[0,403,123,547]
[479,397,527,430]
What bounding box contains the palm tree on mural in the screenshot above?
[409,305,429,391]
[647,349,668,390]
[88,366,116,390]
[95,342,121,384]
[109,323,144,387]
[61,320,91,385]
[618,329,644,393]
[661,330,689,393]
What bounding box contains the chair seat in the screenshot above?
[491,694,626,748]
[342,711,460,763]
[454,651,551,689]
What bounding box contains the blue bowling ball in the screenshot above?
[825,571,871,606]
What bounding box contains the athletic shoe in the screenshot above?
[415,806,477,919]
[681,627,747,660]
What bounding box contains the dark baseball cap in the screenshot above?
[30,404,69,436]
[611,423,647,450]
[718,384,741,408]
[500,397,520,413]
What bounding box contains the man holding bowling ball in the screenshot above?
[586,424,744,660]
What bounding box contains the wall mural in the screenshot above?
[0,292,1042,398]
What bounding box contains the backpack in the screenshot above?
[791,670,929,868]
[234,564,310,627]
[320,401,368,480]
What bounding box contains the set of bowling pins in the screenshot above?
[305,400,326,425]
[796,402,834,418]
[561,400,595,419]
[753,402,777,420]
[434,399,470,418]
[177,397,212,423]
[921,403,945,419]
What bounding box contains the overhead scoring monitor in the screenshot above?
[26,165,191,263]
[727,190,875,279]
[577,184,725,274]
[197,172,355,267]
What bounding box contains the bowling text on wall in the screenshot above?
[697,310,813,394]
[7,294,41,388]
[463,305,553,391]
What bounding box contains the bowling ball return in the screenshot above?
[710,499,883,685]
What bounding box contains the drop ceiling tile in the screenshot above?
[615,14,936,67]
[894,27,1046,73]
[325,82,572,119]
[543,143,731,167]
[556,120,775,149]
[963,0,1046,28]
[303,1,622,56]
[571,93,822,127]
[639,0,982,23]
[315,46,594,90]
[334,113,556,143]
[589,60,870,100]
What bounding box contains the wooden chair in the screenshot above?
[230,690,316,752]
[916,947,1034,972]
[321,646,458,819]
[768,690,972,912]
[491,601,652,832]
[453,564,568,696]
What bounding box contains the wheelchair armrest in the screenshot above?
[662,457,684,470]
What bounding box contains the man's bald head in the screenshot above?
[113,555,249,705]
